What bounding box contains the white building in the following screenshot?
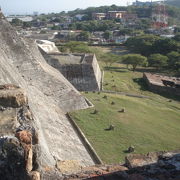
[6,16,33,22]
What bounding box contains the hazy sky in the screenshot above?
[0,0,153,15]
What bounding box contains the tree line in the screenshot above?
[121,34,180,74]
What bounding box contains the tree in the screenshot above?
[173,33,180,41]
[167,51,180,71]
[103,31,112,40]
[76,31,90,41]
[152,38,180,55]
[64,41,92,53]
[121,54,148,71]
[148,54,168,69]
[23,22,31,28]
[174,27,180,34]
[11,18,23,26]
[101,53,119,67]
[125,35,160,56]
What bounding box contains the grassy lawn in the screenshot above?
[103,64,156,95]
[103,63,180,101]
[70,92,180,164]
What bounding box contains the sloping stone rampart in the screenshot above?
[0,17,95,174]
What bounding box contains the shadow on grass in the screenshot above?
[135,68,157,73]
[133,78,149,91]
[104,66,127,73]
[123,150,131,153]
[104,128,112,131]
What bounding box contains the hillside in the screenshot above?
[165,0,180,7]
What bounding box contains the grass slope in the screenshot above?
[70,62,180,164]
[70,92,180,164]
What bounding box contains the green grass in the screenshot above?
[70,92,180,164]
[70,46,180,164]
[103,63,180,100]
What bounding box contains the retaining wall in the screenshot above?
[143,73,180,97]
[42,53,102,91]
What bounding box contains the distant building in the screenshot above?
[133,0,161,7]
[121,13,138,24]
[133,0,152,7]
[92,13,106,20]
[75,14,86,21]
[33,11,39,16]
[107,11,127,19]
[6,16,33,22]
[26,32,56,40]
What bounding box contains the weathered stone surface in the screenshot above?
[57,160,82,174]
[0,137,28,180]
[107,165,128,172]
[63,151,180,179]
[16,130,33,172]
[0,108,18,135]
[0,16,94,169]
[41,52,102,92]
[29,171,41,180]
[144,73,180,96]
[125,152,160,168]
[0,86,27,108]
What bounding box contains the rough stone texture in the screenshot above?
[56,160,82,174]
[0,17,94,173]
[0,137,29,180]
[0,85,39,179]
[64,150,180,180]
[0,86,27,108]
[125,152,161,168]
[144,73,180,96]
[0,108,18,135]
[29,171,41,180]
[16,130,33,172]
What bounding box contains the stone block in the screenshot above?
[0,85,27,108]
[125,152,161,168]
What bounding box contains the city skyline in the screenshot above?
[0,0,158,15]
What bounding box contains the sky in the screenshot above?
[0,0,154,15]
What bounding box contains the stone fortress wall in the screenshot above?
[0,16,95,178]
[144,73,180,96]
[37,40,102,91]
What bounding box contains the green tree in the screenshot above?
[64,41,92,53]
[167,51,180,71]
[76,31,90,41]
[101,53,119,67]
[125,35,160,56]
[23,22,31,28]
[122,54,148,71]
[152,38,180,55]
[174,27,180,34]
[103,31,112,40]
[11,18,23,26]
[173,33,180,41]
[148,53,168,69]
